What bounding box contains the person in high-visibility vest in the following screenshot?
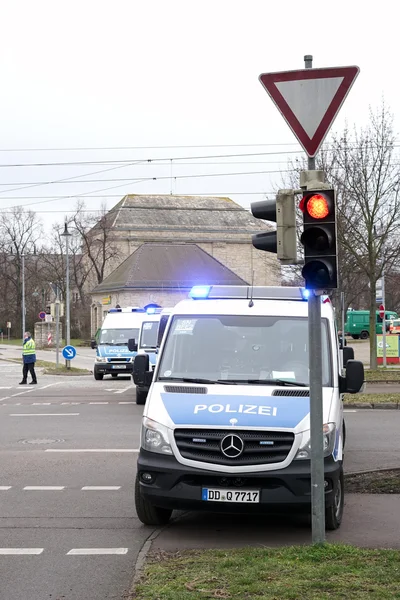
[20,331,37,385]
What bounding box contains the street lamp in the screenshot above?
[61,220,72,368]
[22,253,26,341]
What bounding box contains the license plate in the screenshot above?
[111,365,126,369]
[202,488,260,503]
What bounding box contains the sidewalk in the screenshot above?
[0,344,95,371]
[150,494,400,552]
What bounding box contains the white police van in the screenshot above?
[92,307,148,380]
[129,308,173,405]
[132,286,364,530]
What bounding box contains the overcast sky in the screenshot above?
[0,0,398,234]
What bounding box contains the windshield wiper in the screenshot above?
[158,376,233,385]
[218,378,308,387]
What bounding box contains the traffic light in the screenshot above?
[300,188,338,289]
[251,191,297,264]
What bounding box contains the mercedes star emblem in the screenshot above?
[220,434,244,458]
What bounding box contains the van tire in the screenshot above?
[136,388,147,405]
[360,330,369,340]
[94,369,104,381]
[135,475,172,526]
[351,334,360,340]
[325,467,344,531]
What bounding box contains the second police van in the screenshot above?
[132,285,364,530]
[92,306,160,380]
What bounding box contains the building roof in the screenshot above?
[91,243,247,293]
[107,194,272,237]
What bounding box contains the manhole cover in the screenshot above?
[20,438,65,445]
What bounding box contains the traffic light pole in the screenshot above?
[305,54,325,544]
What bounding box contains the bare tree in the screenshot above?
[0,208,43,335]
[71,201,121,286]
[283,103,400,368]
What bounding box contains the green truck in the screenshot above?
[345,310,398,339]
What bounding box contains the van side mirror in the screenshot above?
[341,359,364,394]
[90,339,97,349]
[128,338,138,352]
[343,346,354,366]
[133,353,151,386]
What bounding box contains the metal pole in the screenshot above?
[382,269,387,368]
[22,253,26,341]
[56,285,60,369]
[341,292,345,350]
[304,53,325,544]
[61,221,72,369]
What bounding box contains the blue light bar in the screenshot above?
[108,308,122,313]
[146,307,156,314]
[301,289,310,300]
[189,285,211,299]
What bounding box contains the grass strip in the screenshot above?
[346,469,400,494]
[133,544,400,600]
[365,369,400,381]
[344,393,399,406]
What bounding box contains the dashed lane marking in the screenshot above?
[0,486,12,491]
[23,486,65,491]
[67,548,128,555]
[9,413,80,417]
[81,486,121,491]
[45,448,139,453]
[0,548,44,555]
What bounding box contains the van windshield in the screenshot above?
[99,328,139,346]
[140,321,159,349]
[157,315,332,386]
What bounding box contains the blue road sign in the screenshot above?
[39,311,46,320]
[62,345,77,360]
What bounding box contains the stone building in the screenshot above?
[91,243,247,333]
[89,194,281,332]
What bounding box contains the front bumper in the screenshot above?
[137,450,342,513]
[94,362,133,374]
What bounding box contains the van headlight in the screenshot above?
[96,357,108,363]
[141,417,173,455]
[295,423,336,460]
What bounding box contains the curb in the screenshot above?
[346,467,400,476]
[344,403,399,409]
[128,527,165,598]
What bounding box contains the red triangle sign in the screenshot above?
[259,66,360,157]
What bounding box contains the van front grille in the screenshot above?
[174,429,294,466]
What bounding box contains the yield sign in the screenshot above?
[259,66,360,157]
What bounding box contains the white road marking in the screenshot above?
[23,486,65,491]
[9,413,80,417]
[115,386,132,394]
[118,401,135,404]
[39,382,64,390]
[0,548,44,555]
[0,486,12,491]
[32,403,51,405]
[62,402,80,405]
[344,410,357,413]
[105,388,119,392]
[89,402,109,405]
[0,386,12,389]
[67,548,128,555]
[45,448,139,453]
[81,486,121,491]
[10,390,34,398]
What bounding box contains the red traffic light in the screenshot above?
[300,192,333,220]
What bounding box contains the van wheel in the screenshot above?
[136,389,147,405]
[360,331,369,340]
[111,373,118,378]
[351,334,360,340]
[135,475,172,526]
[94,369,104,381]
[325,467,344,530]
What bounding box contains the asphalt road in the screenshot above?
[0,360,399,599]
[0,363,153,600]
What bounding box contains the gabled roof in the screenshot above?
[91,243,247,293]
[107,194,272,236]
